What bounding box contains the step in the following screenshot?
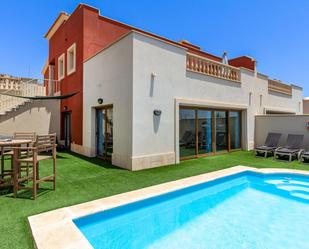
[290,192,309,200]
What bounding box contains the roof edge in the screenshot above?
[44,12,69,39]
[41,60,49,75]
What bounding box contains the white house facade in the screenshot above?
[82,31,303,170]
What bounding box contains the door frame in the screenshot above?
[62,111,72,150]
[179,106,242,160]
[95,104,113,160]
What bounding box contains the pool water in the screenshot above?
[74,172,309,249]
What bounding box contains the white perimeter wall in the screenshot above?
[83,33,133,169]
[255,115,309,150]
[0,100,60,139]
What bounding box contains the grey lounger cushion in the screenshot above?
[284,134,304,150]
[255,133,282,150]
[276,148,300,154]
[255,146,277,151]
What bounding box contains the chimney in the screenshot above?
[222,51,228,64]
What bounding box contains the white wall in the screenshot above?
[131,32,303,169]
[0,100,60,138]
[83,33,133,169]
[255,115,309,150]
[83,31,303,170]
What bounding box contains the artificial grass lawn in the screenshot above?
[1,150,308,249]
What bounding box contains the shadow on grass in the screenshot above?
[5,187,53,200]
[66,151,124,170]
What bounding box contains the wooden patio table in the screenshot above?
[0,139,32,190]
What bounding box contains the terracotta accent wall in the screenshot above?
[43,69,49,95]
[304,100,309,114]
[229,56,256,71]
[48,6,84,145]
[47,5,130,145]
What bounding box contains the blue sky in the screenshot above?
[0,0,308,96]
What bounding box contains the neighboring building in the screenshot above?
[0,74,45,115]
[303,98,309,114]
[42,4,303,170]
[0,74,60,138]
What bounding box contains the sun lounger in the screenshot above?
[274,134,304,162]
[300,151,309,162]
[255,133,282,158]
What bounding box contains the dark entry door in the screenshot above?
[96,106,113,160]
[63,112,72,150]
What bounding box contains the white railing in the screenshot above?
[0,94,26,114]
[186,53,241,82]
[0,75,22,91]
[0,76,59,114]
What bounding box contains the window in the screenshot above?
[229,111,241,149]
[58,53,65,80]
[179,107,242,160]
[260,94,263,107]
[249,92,253,106]
[67,43,76,75]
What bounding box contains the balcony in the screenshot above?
[186,53,241,83]
[268,79,292,96]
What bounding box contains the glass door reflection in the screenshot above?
[179,109,196,158]
[214,111,228,151]
[197,110,212,154]
[229,111,241,149]
[96,106,113,160]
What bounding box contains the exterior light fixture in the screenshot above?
[63,106,68,111]
[153,109,162,116]
[97,98,103,105]
[151,72,157,77]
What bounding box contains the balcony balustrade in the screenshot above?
[268,79,292,96]
[186,53,241,83]
[0,75,59,114]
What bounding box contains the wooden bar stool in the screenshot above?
[13,134,57,199]
[1,132,36,180]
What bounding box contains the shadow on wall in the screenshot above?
[0,100,60,137]
[149,74,155,97]
[268,91,292,99]
[153,111,161,133]
[186,71,242,89]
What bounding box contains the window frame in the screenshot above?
[58,53,65,81]
[67,43,76,76]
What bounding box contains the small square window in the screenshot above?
[58,53,65,80]
[67,43,76,76]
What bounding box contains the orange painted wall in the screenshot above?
[229,56,256,71]
[47,5,130,145]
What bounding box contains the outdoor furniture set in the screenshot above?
[255,132,309,162]
[0,132,56,199]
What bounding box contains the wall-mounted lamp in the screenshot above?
[63,106,68,111]
[97,98,103,105]
[153,109,162,116]
[151,72,157,78]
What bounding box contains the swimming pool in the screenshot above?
[74,171,309,249]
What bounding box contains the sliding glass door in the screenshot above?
[197,110,213,154]
[179,107,241,159]
[179,109,196,158]
[229,111,241,150]
[214,111,228,152]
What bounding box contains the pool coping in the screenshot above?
[28,166,309,249]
